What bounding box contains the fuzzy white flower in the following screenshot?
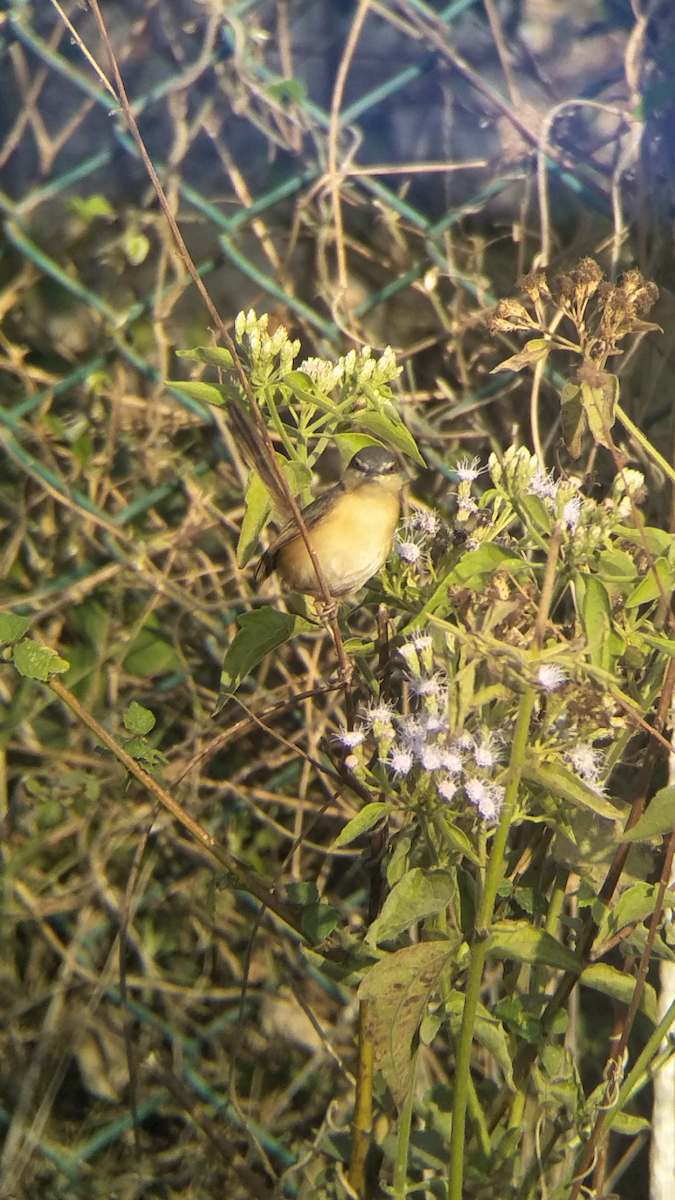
[537,664,568,692]
[336,727,366,749]
[396,538,423,564]
[438,778,458,802]
[363,701,396,730]
[420,744,445,772]
[409,673,447,700]
[398,716,427,751]
[563,495,583,533]
[465,778,505,821]
[455,455,484,483]
[408,510,441,537]
[566,742,604,787]
[387,748,414,777]
[441,750,464,775]
[473,734,502,771]
[455,731,475,752]
[424,714,449,735]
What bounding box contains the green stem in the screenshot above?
[546,991,675,1200]
[448,687,536,1200]
[466,1071,491,1160]
[617,404,675,488]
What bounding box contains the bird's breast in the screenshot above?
[276,483,400,596]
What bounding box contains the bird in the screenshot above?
[228,399,404,598]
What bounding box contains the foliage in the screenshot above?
[6,279,675,1196]
[3,1,675,1196]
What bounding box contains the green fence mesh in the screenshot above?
[1,0,673,1194]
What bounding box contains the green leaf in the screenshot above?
[643,633,675,658]
[122,228,150,266]
[579,573,612,671]
[445,992,514,1089]
[621,785,675,842]
[266,77,307,104]
[176,346,234,368]
[489,338,551,374]
[66,194,115,222]
[216,609,311,704]
[419,1012,441,1045]
[332,803,390,849]
[123,628,179,677]
[166,380,226,406]
[356,411,426,466]
[423,543,527,619]
[487,920,580,973]
[366,869,455,946]
[610,1112,651,1136]
[123,701,156,736]
[519,493,553,535]
[0,614,30,644]
[435,813,480,865]
[124,738,166,770]
[581,963,657,1023]
[523,756,622,821]
[358,941,453,1109]
[12,640,70,681]
[618,525,675,556]
[284,370,339,414]
[625,558,674,609]
[332,432,385,465]
[301,903,340,942]
[560,382,586,458]
[597,549,638,586]
[237,472,271,567]
[597,881,675,947]
[581,373,619,449]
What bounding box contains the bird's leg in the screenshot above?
[312,597,354,687]
[314,597,339,628]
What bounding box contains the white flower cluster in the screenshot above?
[394,509,442,566]
[607,468,645,520]
[298,357,344,393]
[565,741,607,794]
[234,310,300,376]
[300,344,402,395]
[335,634,506,823]
[489,446,588,534]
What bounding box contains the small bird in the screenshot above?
[228,400,404,598]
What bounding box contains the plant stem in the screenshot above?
[349,1001,375,1197]
[47,677,306,937]
[546,990,675,1200]
[447,687,535,1200]
[617,404,675,488]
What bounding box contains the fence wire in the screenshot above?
[1,1,674,1195]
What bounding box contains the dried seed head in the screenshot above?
[518,272,550,302]
[597,270,659,344]
[552,259,604,313]
[620,270,658,313]
[578,360,611,389]
[489,299,535,332]
[552,271,577,310]
[573,257,603,304]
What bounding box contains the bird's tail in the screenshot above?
[227,399,291,523]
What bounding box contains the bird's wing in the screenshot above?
[256,483,345,580]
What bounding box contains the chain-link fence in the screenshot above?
[1,1,674,1196]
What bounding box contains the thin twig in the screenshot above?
[47,677,306,937]
[83,0,353,688]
